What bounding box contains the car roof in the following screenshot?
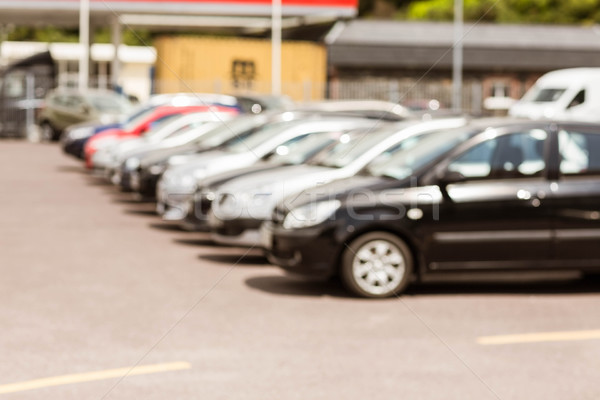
[461,117,600,131]
[49,88,122,97]
[295,100,412,121]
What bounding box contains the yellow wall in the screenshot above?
[153,36,326,101]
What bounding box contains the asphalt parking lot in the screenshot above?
[1,140,600,399]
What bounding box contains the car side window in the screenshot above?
[559,130,600,176]
[567,90,585,109]
[65,95,83,109]
[448,130,547,180]
[53,95,68,107]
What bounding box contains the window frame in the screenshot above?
[556,127,600,179]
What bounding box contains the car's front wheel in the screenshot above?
[40,122,57,142]
[341,232,413,298]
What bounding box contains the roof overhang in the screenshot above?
[328,21,600,72]
[0,0,357,29]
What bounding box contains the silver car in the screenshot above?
[93,110,236,181]
[207,117,468,247]
[156,116,379,221]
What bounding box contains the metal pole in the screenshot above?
[111,16,122,91]
[25,73,35,139]
[271,0,282,95]
[79,0,90,89]
[452,0,463,112]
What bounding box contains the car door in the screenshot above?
[421,127,554,271]
[551,125,600,268]
[51,94,80,130]
[63,95,87,127]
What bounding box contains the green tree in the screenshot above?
[8,26,153,46]
[405,0,600,24]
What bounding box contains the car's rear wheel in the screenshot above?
[341,232,413,298]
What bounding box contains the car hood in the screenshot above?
[216,164,335,195]
[162,150,257,186]
[113,137,147,157]
[276,174,395,213]
[201,161,280,190]
[117,138,186,163]
[212,164,355,220]
[139,143,200,168]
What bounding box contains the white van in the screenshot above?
[509,68,600,122]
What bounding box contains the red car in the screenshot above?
[83,105,238,168]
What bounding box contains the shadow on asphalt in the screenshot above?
[244,274,600,298]
[404,276,600,296]
[149,222,185,232]
[174,238,227,247]
[199,253,268,266]
[112,196,156,205]
[245,275,350,298]
[56,165,87,174]
[124,208,157,217]
[82,173,112,185]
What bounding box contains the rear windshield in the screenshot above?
[523,87,566,103]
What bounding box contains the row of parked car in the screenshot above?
[57,91,600,298]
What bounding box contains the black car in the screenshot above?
[264,119,600,298]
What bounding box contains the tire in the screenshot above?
[40,122,58,142]
[341,231,414,298]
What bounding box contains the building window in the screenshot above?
[490,82,510,98]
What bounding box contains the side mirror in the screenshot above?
[438,170,466,186]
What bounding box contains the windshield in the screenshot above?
[267,131,347,165]
[122,107,158,131]
[223,120,303,153]
[88,93,132,113]
[307,129,392,168]
[145,119,206,141]
[195,114,267,148]
[124,103,157,124]
[523,87,566,103]
[365,126,475,180]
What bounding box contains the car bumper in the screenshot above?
[137,172,160,197]
[209,217,264,247]
[211,229,262,247]
[91,152,112,170]
[181,196,212,232]
[118,169,134,192]
[264,222,340,279]
[63,139,86,159]
[157,191,194,221]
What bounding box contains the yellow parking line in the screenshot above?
[0,361,191,394]
[478,329,600,345]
